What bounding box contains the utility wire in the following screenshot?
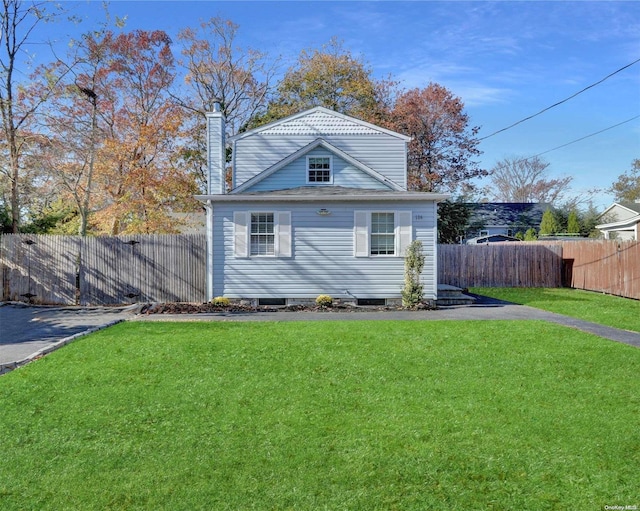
[533,115,640,158]
[490,114,640,170]
[479,58,640,141]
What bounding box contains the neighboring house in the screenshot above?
[196,105,448,305]
[463,202,548,241]
[596,202,640,241]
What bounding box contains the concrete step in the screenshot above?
[436,284,476,306]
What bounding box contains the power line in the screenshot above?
[533,115,640,158]
[490,115,640,170]
[479,58,640,141]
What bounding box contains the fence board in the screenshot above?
[559,240,640,300]
[2,235,638,304]
[0,234,80,304]
[79,234,207,305]
[438,243,563,288]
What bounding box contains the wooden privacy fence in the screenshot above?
[1,234,206,305]
[438,243,564,289]
[2,235,639,304]
[558,240,640,301]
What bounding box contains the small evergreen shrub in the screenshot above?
[402,240,425,308]
[315,294,333,307]
[211,296,230,307]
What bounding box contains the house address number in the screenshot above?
[414,214,423,220]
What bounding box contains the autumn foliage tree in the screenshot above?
[40,29,199,235]
[389,84,485,193]
[0,0,64,232]
[250,38,395,128]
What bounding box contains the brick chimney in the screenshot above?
[206,102,226,195]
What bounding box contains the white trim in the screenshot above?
[197,192,450,203]
[306,155,333,185]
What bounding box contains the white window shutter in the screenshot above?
[276,211,291,258]
[233,211,248,258]
[354,211,369,257]
[397,211,412,256]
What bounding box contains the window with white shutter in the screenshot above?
[234,211,291,258]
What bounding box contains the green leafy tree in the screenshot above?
[524,228,538,241]
[437,200,471,244]
[539,208,560,235]
[567,209,581,234]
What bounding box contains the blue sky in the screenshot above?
[35,1,640,209]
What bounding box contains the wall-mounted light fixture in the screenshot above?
[316,208,331,216]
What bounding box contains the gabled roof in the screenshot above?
[196,186,449,203]
[595,213,640,231]
[599,201,640,219]
[229,106,411,142]
[231,138,405,194]
[466,202,549,227]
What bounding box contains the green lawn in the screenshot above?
[471,287,640,333]
[1,320,639,510]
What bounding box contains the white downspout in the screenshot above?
[205,200,214,301]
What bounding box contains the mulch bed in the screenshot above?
[138,301,436,315]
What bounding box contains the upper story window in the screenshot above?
[250,213,275,256]
[307,156,332,184]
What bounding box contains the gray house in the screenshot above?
[464,202,548,241]
[196,106,448,305]
[596,202,640,241]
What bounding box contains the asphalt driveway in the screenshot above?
[0,304,132,374]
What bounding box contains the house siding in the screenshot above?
[233,135,407,190]
[243,148,391,192]
[212,200,437,301]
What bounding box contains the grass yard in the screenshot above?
[1,320,639,510]
[472,287,640,333]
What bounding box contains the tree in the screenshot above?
[610,158,640,203]
[177,17,275,134]
[437,200,471,244]
[38,29,199,235]
[489,156,572,204]
[524,228,538,241]
[567,209,581,234]
[175,17,276,190]
[37,26,112,236]
[539,208,560,235]
[250,38,395,128]
[0,0,63,231]
[390,84,485,193]
[402,240,424,308]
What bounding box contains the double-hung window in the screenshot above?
[370,212,396,255]
[307,156,332,183]
[234,211,291,258]
[250,213,275,256]
[354,210,412,258]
